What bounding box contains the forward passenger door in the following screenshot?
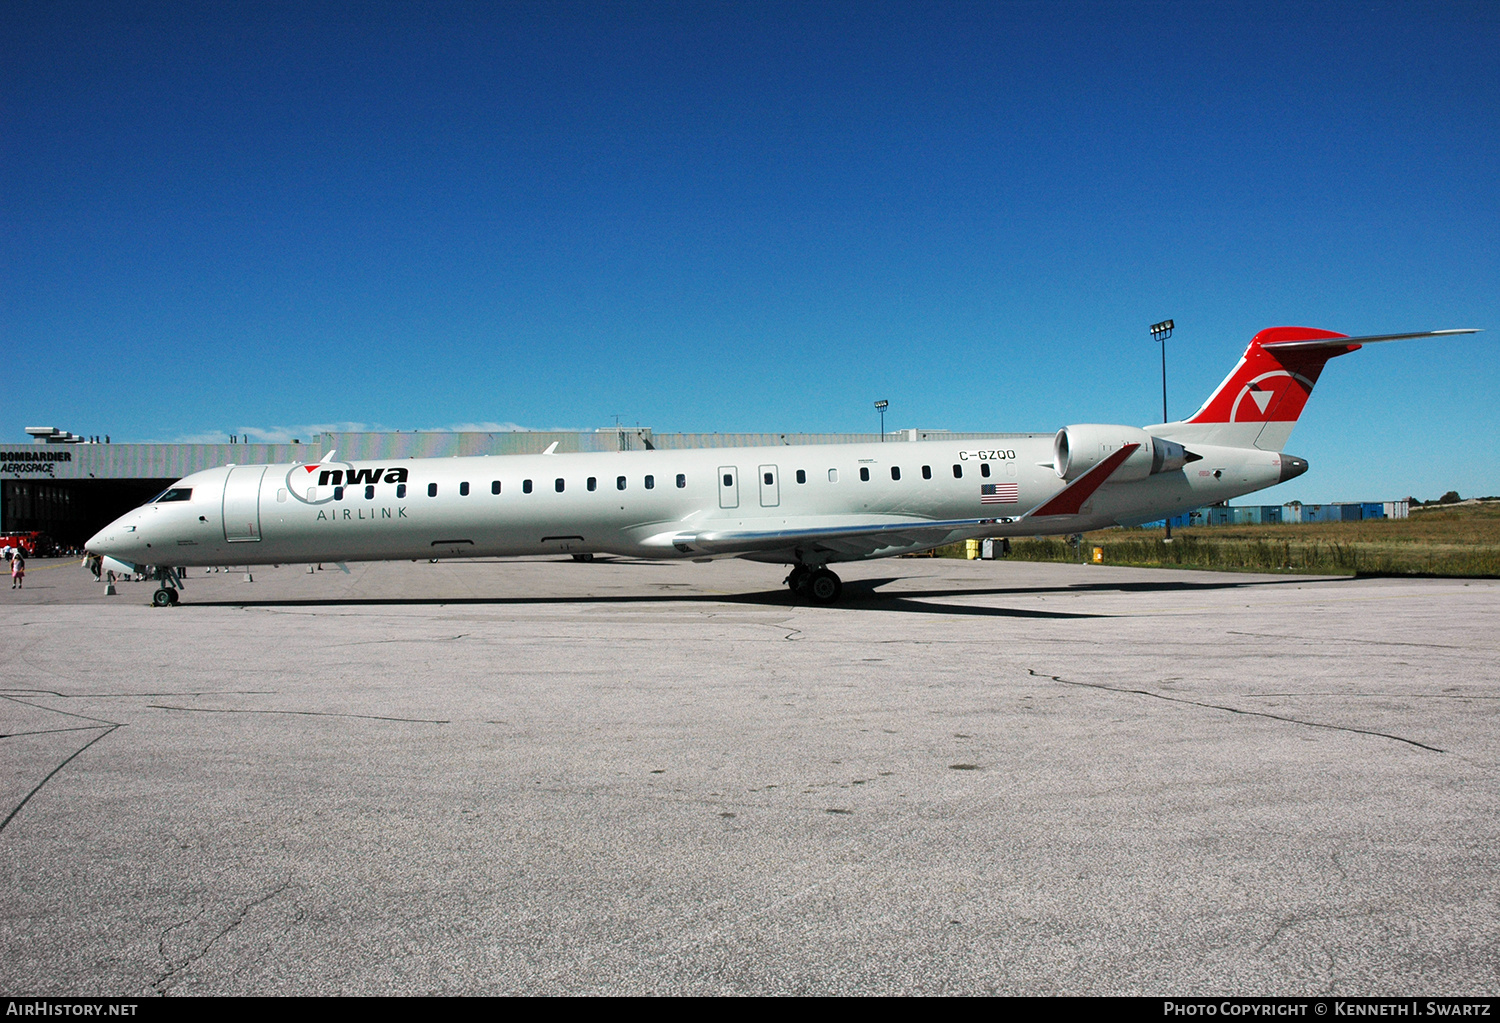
[223,466,266,542]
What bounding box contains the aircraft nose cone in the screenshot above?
[87,514,133,555]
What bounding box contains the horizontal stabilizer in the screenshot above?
[1262,328,1479,351]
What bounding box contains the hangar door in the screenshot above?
[223,466,266,542]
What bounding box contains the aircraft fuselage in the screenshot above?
[89,437,1287,569]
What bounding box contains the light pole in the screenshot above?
[1150,319,1173,423]
[874,400,889,441]
[1150,319,1175,540]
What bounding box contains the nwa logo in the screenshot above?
[284,461,409,504]
[1229,370,1316,422]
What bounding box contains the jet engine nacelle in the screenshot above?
[1053,424,1194,482]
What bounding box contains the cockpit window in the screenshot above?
[151,488,193,503]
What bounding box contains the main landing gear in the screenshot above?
[785,565,843,604]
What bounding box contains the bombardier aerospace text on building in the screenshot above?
[88,327,1476,605]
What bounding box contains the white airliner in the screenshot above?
[88,326,1476,605]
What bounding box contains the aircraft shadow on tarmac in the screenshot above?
[182,571,1350,620]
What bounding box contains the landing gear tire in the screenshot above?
[786,566,811,593]
[807,568,842,604]
[152,588,174,607]
[571,553,595,562]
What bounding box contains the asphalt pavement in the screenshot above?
[2,555,1496,995]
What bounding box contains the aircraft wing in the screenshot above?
[664,517,1004,560]
[661,442,1149,560]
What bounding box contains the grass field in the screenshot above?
[938,500,1500,577]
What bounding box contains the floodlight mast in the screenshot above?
[874,400,889,441]
[1150,319,1174,424]
[1150,319,1175,541]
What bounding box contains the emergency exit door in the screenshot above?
[718,466,739,509]
[758,464,780,507]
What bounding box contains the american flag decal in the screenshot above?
[980,483,1019,504]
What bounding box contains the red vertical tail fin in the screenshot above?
[1150,327,1476,451]
[1169,327,1358,450]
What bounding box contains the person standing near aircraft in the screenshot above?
[10,553,24,589]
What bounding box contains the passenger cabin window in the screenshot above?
[364,485,375,500]
[859,467,870,482]
[980,463,991,478]
[722,473,732,487]
[334,486,345,501]
[555,478,565,493]
[796,470,806,484]
[828,468,839,483]
[891,466,901,481]
[428,483,438,497]
[952,464,963,478]
[153,488,193,503]
[491,480,501,495]
[922,465,932,480]
[397,484,407,499]
[523,479,533,494]
[617,476,626,490]
[676,474,686,488]
[460,481,470,496]
[644,475,655,490]
[587,477,597,492]
[764,472,774,485]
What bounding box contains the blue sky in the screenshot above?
[3,0,1496,502]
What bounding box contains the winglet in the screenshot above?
[319,449,339,464]
[542,442,559,455]
[1026,443,1140,518]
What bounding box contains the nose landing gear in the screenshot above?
[150,566,183,607]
